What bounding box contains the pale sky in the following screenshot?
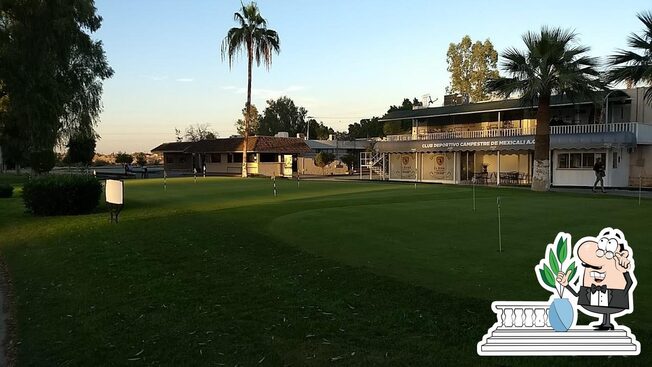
[93,0,650,153]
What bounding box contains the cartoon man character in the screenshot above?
[557,228,636,330]
[556,228,636,330]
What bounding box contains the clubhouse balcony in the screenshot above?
[377,122,652,154]
[384,122,646,143]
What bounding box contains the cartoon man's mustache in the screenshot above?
[582,262,602,270]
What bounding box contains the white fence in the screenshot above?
[386,123,641,142]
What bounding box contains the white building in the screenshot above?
[366,88,652,188]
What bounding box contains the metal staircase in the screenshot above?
[359,151,386,180]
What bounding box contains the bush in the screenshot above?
[0,184,13,198]
[22,175,102,216]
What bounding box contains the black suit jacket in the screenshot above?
[566,272,632,310]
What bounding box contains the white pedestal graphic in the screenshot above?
[477,301,640,356]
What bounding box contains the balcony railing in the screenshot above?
[385,122,640,142]
[550,122,636,134]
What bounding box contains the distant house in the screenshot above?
[152,136,311,177]
[151,142,195,172]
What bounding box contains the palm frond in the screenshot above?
[644,86,652,104]
[495,26,603,103]
[636,10,652,36]
[221,2,279,70]
[606,11,652,89]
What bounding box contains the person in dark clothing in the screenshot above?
[593,158,605,193]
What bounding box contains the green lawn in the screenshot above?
[0,177,650,366]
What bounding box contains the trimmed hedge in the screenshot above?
[22,175,102,216]
[0,184,13,198]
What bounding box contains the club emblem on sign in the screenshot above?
[477,228,640,356]
[436,156,444,166]
[402,156,410,165]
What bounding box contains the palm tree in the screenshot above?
[221,2,280,177]
[607,11,652,104]
[487,27,604,192]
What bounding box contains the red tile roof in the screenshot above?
[152,137,311,154]
[151,141,194,152]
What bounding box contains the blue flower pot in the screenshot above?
[549,298,574,332]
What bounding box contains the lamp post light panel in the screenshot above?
[105,179,124,205]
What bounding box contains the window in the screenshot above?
[260,153,278,162]
[247,153,257,163]
[558,153,569,168]
[210,153,221,163]
[613,152,618,169]
[558,152,606,169]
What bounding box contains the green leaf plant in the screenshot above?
[535,233,578,298]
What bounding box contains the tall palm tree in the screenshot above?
[487,27,604,192]
[607,11,652,104]
[221,2,280,177]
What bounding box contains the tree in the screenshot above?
[347,117,384,139]
[66,133,96,166]
[258,96,306,136]
[607,11,652,104]
[308,119,335,140]
[235,104,260,135]
[340,154,355,172]
[134,152,147,167]
[314,152,335,175]
[29,150,56,174]
[115,152,133,165]
[384,98,416,135]
[221,2,280,177]
[184,124,218,142]
[0,1,113,168]
[487,27,604,191]
[446,36,499,102]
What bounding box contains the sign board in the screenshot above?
[378,136,536,153]
[105,179,124,205]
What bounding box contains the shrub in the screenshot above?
[314,152,335,175]
[0,184,13,198]
[22,175,102,216]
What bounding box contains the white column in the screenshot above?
[497,151,501,186]
[415,151,419,183]
[453,151,457,183]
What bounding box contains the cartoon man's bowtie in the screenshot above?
[591,284,607,294]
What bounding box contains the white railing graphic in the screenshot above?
[477,301,640,356]
[491,302,551,329]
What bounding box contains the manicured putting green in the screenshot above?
[0,177,649,366]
